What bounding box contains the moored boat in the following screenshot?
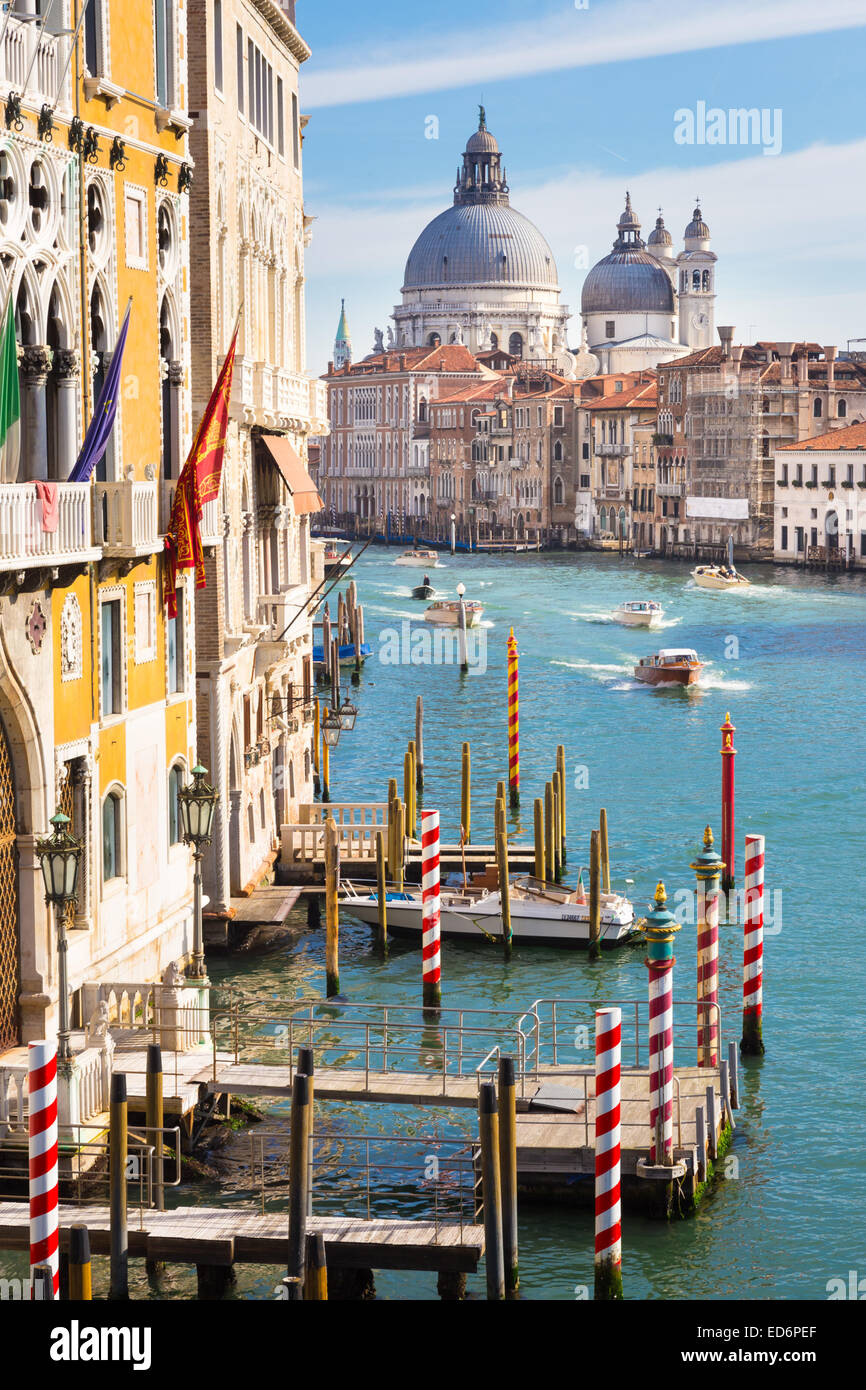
[340,874,636,947]
[322,542,353,578]
[633,647,703,686]
[394,548,440,567]
[613,600,665,629]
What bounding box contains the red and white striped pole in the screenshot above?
[742,834,766,1055]
[421,809,441,1011]
[28,1040,59,1299]
[594,1007,623,1299]
[643,883,680,1165]
[692,826,723,1068]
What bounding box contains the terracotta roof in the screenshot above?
[777,420,866,452]
[586,380,658,411]
[433,381,511,405]
[326,344,483,378]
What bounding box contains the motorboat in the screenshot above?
[634,647,703,687]
[692,536,750,590]
[340,874,637,947]
[613,600,665,629]
[394,549,440,567]
[424,598,484,627]
[589,532,621,552]
[411,574,436,600]
[322,542,353,579]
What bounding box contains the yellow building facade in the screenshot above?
[0,1,200,1056]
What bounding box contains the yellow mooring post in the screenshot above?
[395,800,405,893]
[534,797,545,883]
[408,740,418,835]
[69,1224,92,1301]
[556,745,567,863]
[552,770,562,881]
[387,777,398,881]
[545,782,555,886]
[304,1231,328,1301]
[589,828,602,959]
[496,800,512,961]
[404,750,415,842]
[461,741,471,843]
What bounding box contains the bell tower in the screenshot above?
[677,204,717,349]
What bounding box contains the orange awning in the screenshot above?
[259,434,323,514]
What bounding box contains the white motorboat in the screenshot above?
[340,874,637,948]
[692,536,750,590]
[613,600,665,629]
[394,549,441,567]
[424,598,484,627]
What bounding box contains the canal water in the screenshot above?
[5,551,863,1301]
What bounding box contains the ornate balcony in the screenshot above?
[0,15,72,111]
[596,442,632,457]
[92,481,161,558]
[0,482,99,574]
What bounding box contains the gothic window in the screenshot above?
[838,399,847,418]
[509,332,523,358]
[553,440,563,462]
[102,788,125,884]
[553,476,564,505]
[813,398,822,418]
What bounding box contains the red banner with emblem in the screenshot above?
[164,329,238,616]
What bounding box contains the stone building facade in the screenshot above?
[187,0,327,913]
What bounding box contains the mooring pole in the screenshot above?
[324,816,340,997]
[506,627,520,808]
[145,1043,164,1213]
[556,744,566,863]
[285,1072,312,1302]
[720,712,737,894]
[109,1071,128,1301]
[69,1224,92,1301]
[421,809,442,1012]
[589,828,601,958]
[642,884,680,1165]
[478,1082,504,1300]
[415,695,424,790]
[692,826,723,1069]
[495,800,512,962]
[304,1231,328,1301]
[742,834,766,1055]
[599,807,610,894]
[552,771,562,881]
[533,797,545,883]
[460,741,471,844]
[498,1057,519,1295]
[375,829,388,952]
[544,782,555,887]
[594,1008,624,1300]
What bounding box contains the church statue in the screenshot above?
[453,323,464,345]
[386,326,395,348]
[373,327,384,353]
[479,104,486,130]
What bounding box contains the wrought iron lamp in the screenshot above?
[178,765,219,978]
[35,811,82,1062]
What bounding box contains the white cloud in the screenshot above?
[304,137,866,371]
[302,0,866,109]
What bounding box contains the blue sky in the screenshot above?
[295,0,866,374]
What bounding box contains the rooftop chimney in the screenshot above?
[730,345,744,376]
[777,342,795,382]
[718,326,735,358]
[824,345,838,389]
[399,354,407,370]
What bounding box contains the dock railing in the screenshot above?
[210,998,537,1097]
[283,803,389,863]
[517,997,723,1075]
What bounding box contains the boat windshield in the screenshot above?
[658,648,698,664]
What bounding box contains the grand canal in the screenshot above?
[6,549,863,1300]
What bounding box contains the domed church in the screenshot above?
[391,109,574,374]
[581,194,718,373]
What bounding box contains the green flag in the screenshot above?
[0,293,20,450]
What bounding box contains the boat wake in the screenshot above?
[551,658,630,681]
[697,671,752,691]
[565,610,613,624]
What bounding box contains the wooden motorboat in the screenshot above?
[411,575,436,599]
[633,647,703,686]
[613,600,665,629]
[323,543,353,578]
[394,548,440,567]
[692,536,750,590]
[340,873,636,947]
[424,598,483,627]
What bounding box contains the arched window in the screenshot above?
[702,269,710,291]
[553,440,563,462]
[814,398,822,418]
[600,506,607,533]
[418,397,428,423]
[102,788,125,884]
[490,332,499,350]
[553,476,564,506]
[692,270,700,291]
[168,763,185,846]
[509,332,523,358]
[428,332,441,348]
[838,399,847,418]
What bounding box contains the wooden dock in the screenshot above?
[0,1201,484,1274]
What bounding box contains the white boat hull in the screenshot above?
[394,554,441,567]
[341,889,636,947]
[424,607,483,628]
[691,568,750,591]
[614,611,664,629]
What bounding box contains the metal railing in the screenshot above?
[517,997,723,1075]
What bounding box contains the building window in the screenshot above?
[580,473,590,489]
[133,581,157,663]
[781,525,788,551]
[102,790,124,883]
[838,399,847,418]
[277,78,285,156]
[124,185,148,270]
[100,599,123,717]
[813,398,822,418]
[605,321,615,339]
[214,0,223,91]
[292,91,300,168]
[246,38,274,144]
[236,24,244,114]
[154,0,176,109]
[168,763,184,846]
[553,476,564,505]
[85,0,107,76]
[167,588,185,693]
[554,406,564,427]
[553,440,563,462]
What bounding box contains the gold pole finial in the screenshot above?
[654,881,666,907]
[703,824,714,848]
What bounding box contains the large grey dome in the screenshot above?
[581,250,675,314]
[403,202,559,291]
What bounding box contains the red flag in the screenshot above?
[164,330,238,615]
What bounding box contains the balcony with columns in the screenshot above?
[230,353,329,431]
[0,9,73,114]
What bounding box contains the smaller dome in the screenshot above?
[617,192,640,232]
[685,205,710,239]
[466,127,500,154]
[648,214,672,248]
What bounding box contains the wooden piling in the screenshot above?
[556,745,567,861]
[478,1082,504,1300]
[145,1043,164,1213]
[498,1057,519,1295]
[32,1263,54,1301]
[552,773,562,881]
[495,801,512,961]
[313,698,320,776]
[706,1084,719,1161]
[395,800,405,893]
[415,696,424,789]
[695,1105,707,1181]
[304,1231,328,1301]
[461,741,471,843]
[375,830,387,951]
[109,1071,128,1301]
[408,741,418,834]
[324,816,340,997]
[533,797,545,883]
[286,1072,312,1302]
[330,637,340,700]
[297,1045,315,1220]
[351,609,362,684]
[599,807,611,894]
[544,782,555,886]
[404,750,416,842]
[589,829,601,958]
[321,735,330,804]
[69,1224,92,1301]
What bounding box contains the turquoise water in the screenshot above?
[4,551,862,1301]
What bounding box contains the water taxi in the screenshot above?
[322,542,353,579]
[613,600,665,629]
[424,598,484,627]
[691,537,751,590]
[340,875,636,947]
[634,647,703,687]
[394,548,440,567]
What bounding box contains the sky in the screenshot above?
[294,0,866,375]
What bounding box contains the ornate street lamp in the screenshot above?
[321,707,342,749]
[35,810,82,1062]
[456,582,468,672]
[178,765,219,979]
[337,695,358,732]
